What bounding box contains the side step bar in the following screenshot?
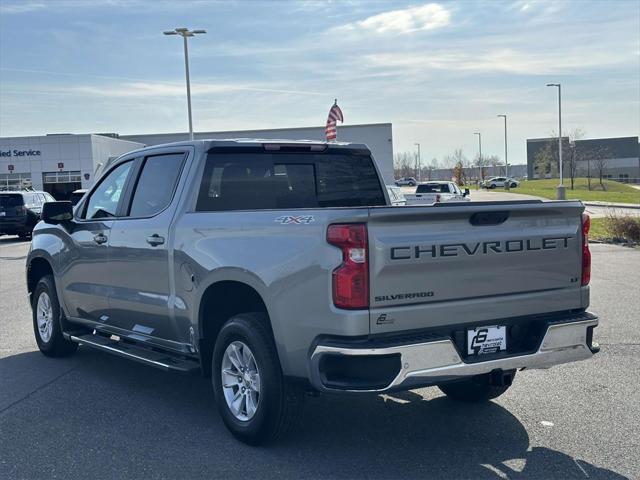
[67,333,200,373]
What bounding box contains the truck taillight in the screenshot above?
[582,213,591,286]
[327,224,369,310]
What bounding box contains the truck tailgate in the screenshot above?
[367,201,585,334]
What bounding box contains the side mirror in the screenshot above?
[42,201,73,224]
[464,188,470,196]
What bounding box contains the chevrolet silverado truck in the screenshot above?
[26,139,598,445]
[404,181,470,205]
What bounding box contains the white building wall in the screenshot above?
[0,134,143,191]
[122,123,395,184]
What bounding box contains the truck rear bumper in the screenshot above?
[309,312,598,393]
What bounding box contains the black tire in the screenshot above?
[212,312,303,445]
[32,275,78,357]
[510,183,517,188]
[438,372,514,402]
[490,184,496,189]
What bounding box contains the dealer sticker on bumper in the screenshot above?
[467,325,507,355]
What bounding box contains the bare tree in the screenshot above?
[423,158,439,181]
[564,128,585,190]
[473,153,494,180]
[594,156,609,190]
[443,149,468,168]
[393,152,415,179]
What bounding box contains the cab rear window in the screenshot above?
[196,150,386,211]
[0,194,24,207]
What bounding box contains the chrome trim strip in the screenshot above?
[309,317,598,393]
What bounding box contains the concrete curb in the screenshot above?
[583,201,640,210]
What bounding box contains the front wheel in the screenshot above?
[32,275,78,357]
[212,312,303,445]
[510,183,517,188]
[438,371,515,402]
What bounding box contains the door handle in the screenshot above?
[146,234,165,246]
[93,233,108,245]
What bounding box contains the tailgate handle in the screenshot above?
[470,211,509,226]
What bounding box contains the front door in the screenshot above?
[106,151,189,350]
[58,160,134,323]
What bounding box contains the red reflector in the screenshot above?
[582,213,591,286]
[327,224,369,310]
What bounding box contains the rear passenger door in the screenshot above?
[105,149,190,350]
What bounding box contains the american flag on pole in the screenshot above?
[325,100,344,141]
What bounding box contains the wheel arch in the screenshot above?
[27,255,54,295]
[197,278,278,377]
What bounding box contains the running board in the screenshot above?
[68,333,200,373]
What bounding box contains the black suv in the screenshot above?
[0,190,56,239]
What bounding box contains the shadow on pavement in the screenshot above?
[0,349,628,479]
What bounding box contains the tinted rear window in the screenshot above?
[0,194,24,207]
[196,151,386,211]
[417,184,450,193]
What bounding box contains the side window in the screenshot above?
[24,193,38,207]
[83,161,132,219]
[44,193,56,202]
[128,153,185,217]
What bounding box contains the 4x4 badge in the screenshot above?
[275,215,315,225]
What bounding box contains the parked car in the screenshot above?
[27,139,598,445]
[395,176,417,187]
[483,177,520,189]
[69,189,88,206]
[386,185,407,205]
[404,181,470,205]
[0,190,55,239]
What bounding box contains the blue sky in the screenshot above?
[0,0,638,164]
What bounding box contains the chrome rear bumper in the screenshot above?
[310,314,598,393]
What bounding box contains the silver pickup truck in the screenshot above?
[26,139,598,445]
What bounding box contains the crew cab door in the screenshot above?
[105,149,190,349]
[59,160,134,322]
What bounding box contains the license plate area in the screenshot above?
[467,325,507,356]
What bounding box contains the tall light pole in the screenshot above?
[546,83,565,199]
[414,143,421,182]
[474,132,482,186]
[497,114,509,190]
[163,27,206,141]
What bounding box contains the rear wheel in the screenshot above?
[212,312,303,445]
[32,275,78,357]
[438,371,515,402]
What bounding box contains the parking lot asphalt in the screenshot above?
[1,235,638,479]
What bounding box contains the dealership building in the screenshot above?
[0,123,393,199]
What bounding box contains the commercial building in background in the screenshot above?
[0,123,394,199]
[526,136,640,183]
[121,123,394,184]
[0,134,143,199]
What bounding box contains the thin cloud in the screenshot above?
[0,1,46,14]
[333,3,451,35]
[2,82,324,99]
